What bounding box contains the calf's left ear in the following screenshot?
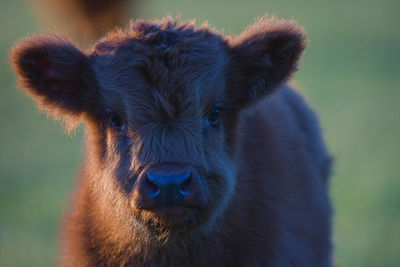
[10,34,98,120]
[227,17,306,109]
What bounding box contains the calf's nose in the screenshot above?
[131,164,206,209]
[146,170,192,201]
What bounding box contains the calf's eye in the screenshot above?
[109,113,125,130]
[206,108,221,126]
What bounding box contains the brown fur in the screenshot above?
[10,16,332,266]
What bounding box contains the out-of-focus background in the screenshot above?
[0,0,399,266]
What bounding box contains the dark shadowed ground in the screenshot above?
[0,0,399,266]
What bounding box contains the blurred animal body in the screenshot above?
[10,15,332,266]
[29,0,132,46]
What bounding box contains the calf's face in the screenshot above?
[10,18,305,237]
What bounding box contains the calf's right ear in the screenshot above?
[10,35,98,120]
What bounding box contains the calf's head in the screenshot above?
[10,17,305,237]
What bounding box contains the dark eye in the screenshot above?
[206,108,221,126]
[109,113,125,130]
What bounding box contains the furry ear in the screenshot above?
[10,34,98,120]
[227,17,306,109]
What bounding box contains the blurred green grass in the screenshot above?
[1,0,399,266]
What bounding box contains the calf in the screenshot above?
[10,16,332,266]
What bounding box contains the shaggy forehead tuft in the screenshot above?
[90,17,228,118]
[92,17,226,55]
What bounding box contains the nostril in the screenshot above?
[146,175,160,197]
[179,174,192,196]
